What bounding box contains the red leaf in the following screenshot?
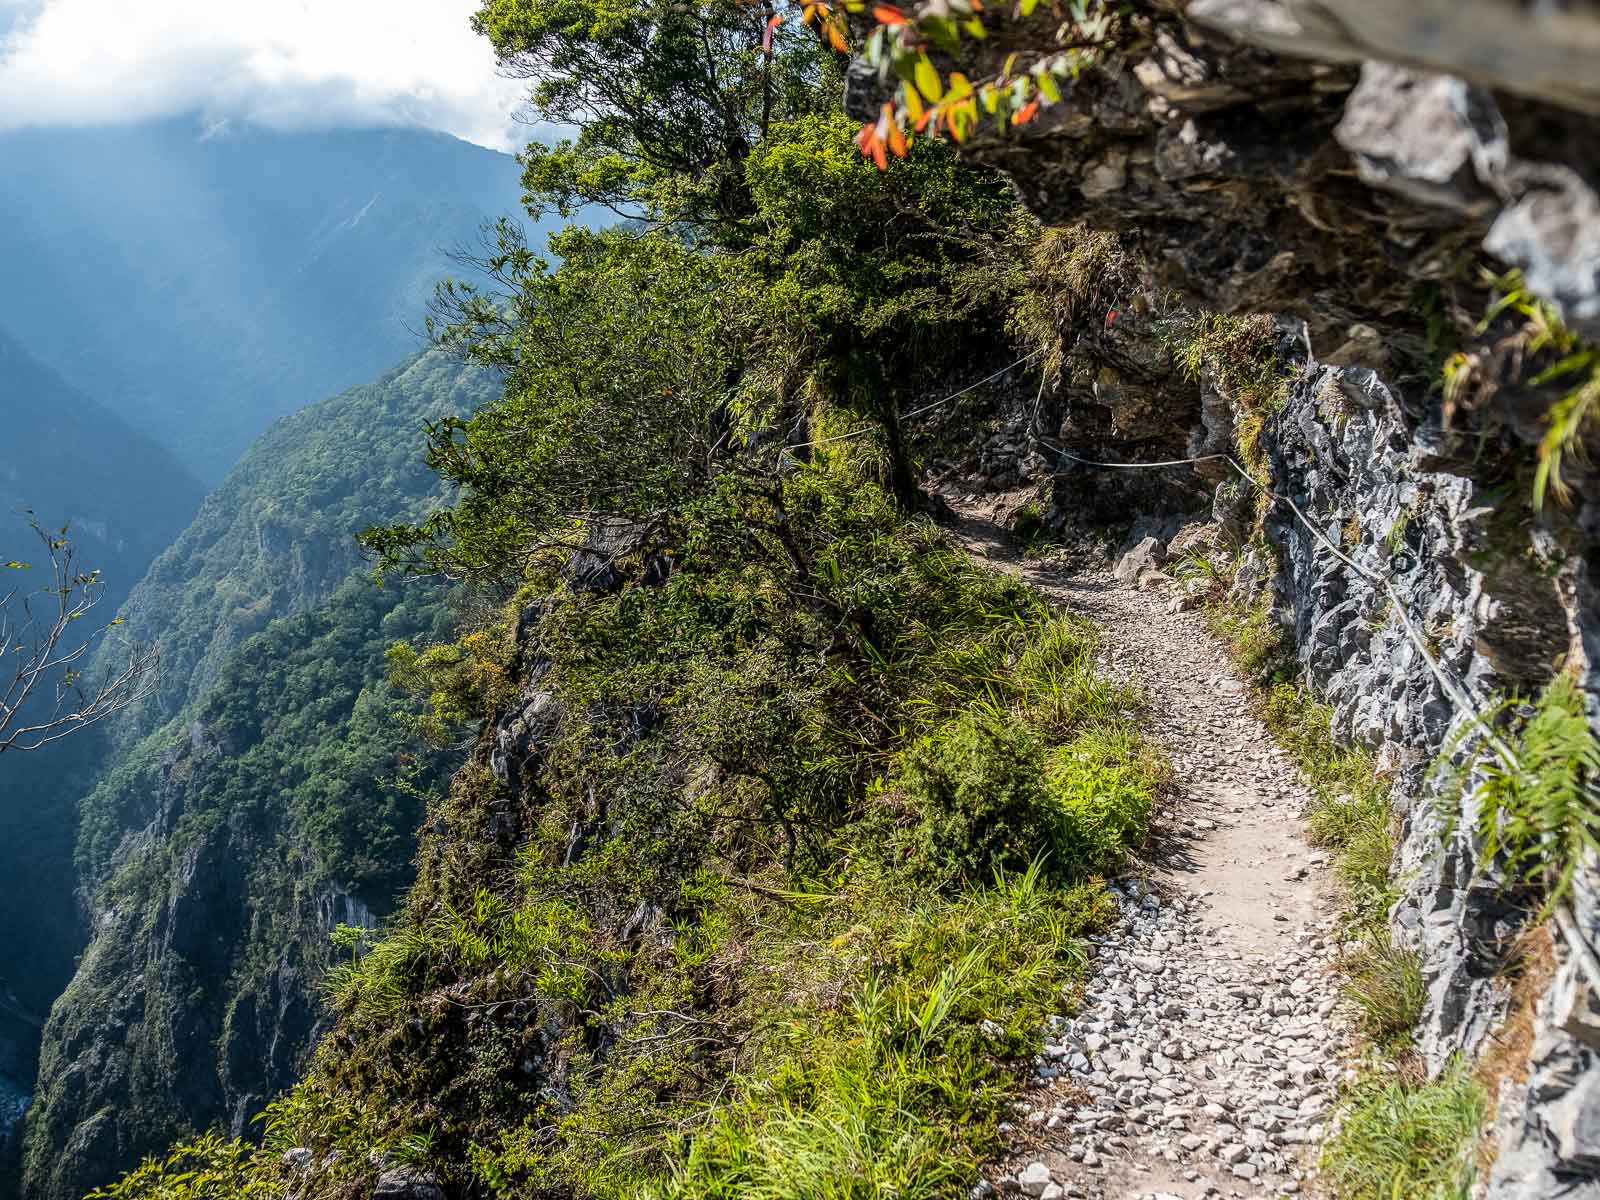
[763,11,783,52]
[887,121,908,158]
[872,3,908,26]
[1012,97,1040,125]
[871,139,888,170]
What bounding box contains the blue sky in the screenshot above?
[0,0,532,150]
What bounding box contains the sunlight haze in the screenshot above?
[0,0,530,149]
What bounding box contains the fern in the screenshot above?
[1458,675,1600,907]
[1472,270,1600,510]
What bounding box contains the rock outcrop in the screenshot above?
[1253,351,1596,1198]
[847,1,1600,347]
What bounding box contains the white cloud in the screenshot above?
[0,0,533,150]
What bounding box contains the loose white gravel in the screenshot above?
[949,507,1362,1200]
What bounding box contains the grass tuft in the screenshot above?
[1320,1059,1487,1200]
[1206,595,1294,687]
[652,864,1113,1200]
[1342,940,1426,1050]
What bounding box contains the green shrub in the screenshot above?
[888,706,1157,887]
[324,921,441,1022]
[891,709,1058,886]
[84,1135,274,1200]
[1047,726,1158,873]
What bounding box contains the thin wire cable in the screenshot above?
[1036,431,1598,985]
[787,349,1045,451]
[1038,436,1519,764]
[900,349,1045,421]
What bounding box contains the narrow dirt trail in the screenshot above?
[944,503,1353,1200]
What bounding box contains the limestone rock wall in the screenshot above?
[1251,352,1598,1197]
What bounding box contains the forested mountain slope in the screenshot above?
[12,353,492,1198]
[22,577,460,1200]
[0,328,205,1167]
[94,351,496,762]
[0,120,538,481]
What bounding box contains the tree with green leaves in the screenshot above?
[404,1,1033,526]
[473,0,839,234]
[743,111,1024,503]
[370,226,759,580]
[376,104,1024,580]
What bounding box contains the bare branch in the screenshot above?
[0,515,160,755]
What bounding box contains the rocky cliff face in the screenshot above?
[1254,353,1596,1199]
[24,793,334,1200]
[885,2,1600,1194]
[20,355,492,1199]
[22,579,448,1200]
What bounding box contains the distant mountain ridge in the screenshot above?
[0,118,541,481]
[0,326,205,594]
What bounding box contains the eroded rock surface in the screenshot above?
[848,2,1600,342]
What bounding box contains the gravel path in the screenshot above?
[946,505,1355,1200]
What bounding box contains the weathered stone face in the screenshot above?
[1191,0,1600,116]
[848,1,1600,344]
